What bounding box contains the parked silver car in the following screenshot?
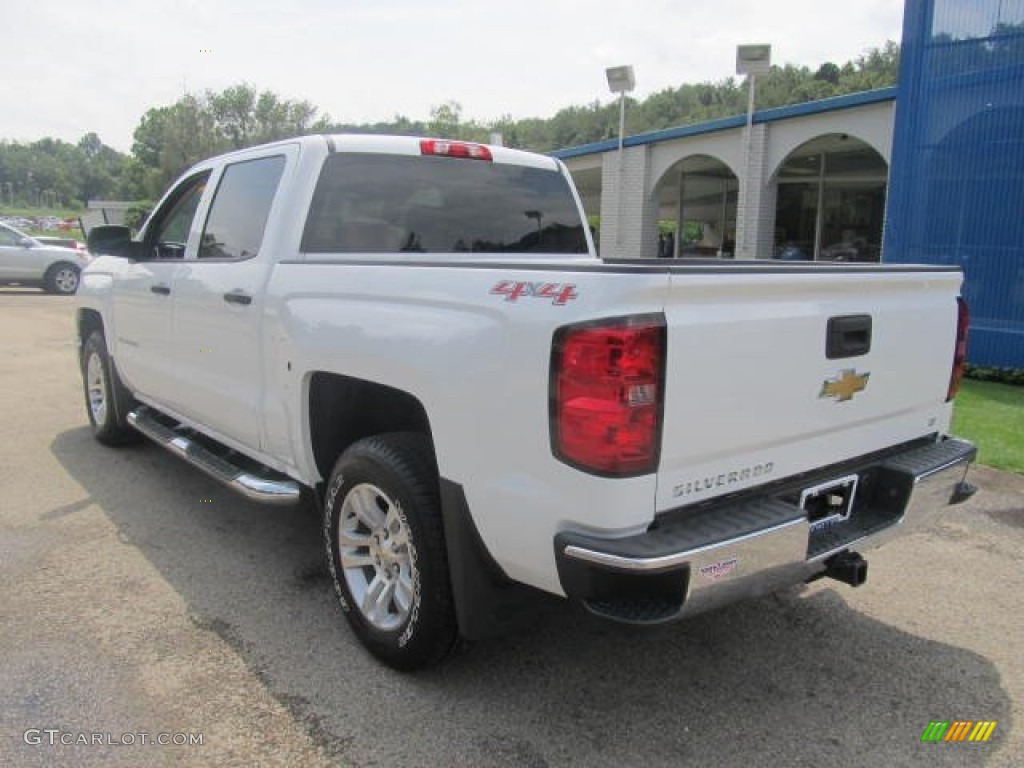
[0,222,91,294]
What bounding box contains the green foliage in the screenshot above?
[815,62,841,85]
[427,101,463,139]
[0,205,84,219]
[117,158,164,201]
[965,365,1024,387]
[952,379,1024,474]
[0,134,124,209]
[125,201,155,232]
[131,84,332,190]
[657,219,703,242]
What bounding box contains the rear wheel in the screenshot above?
[324,433,458,670]
[44,263,80,294]
[81,330,139,445]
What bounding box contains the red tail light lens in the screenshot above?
[550,315,666,476]
[947,297,969,401]
[420,139,493,161]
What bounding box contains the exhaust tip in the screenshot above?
[824,550,868,587]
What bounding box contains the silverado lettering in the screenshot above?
[672,462,776,498]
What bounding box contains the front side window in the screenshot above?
[149,172,211,259]
[301,154,588,254]
[199,155,286,260]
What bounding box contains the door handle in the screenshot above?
[223,290,253,306]
[150,284,171,296]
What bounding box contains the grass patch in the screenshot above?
[952,379,1024,474]
[0,205,84,219]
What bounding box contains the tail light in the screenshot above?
[947,297,969,401]
[420,139,492,161]
[550,314,666,476]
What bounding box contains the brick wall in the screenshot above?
[735,124,775,259]
[599,146,657,259]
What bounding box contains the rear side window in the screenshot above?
[199,155,285,260]
[301,153,588,254]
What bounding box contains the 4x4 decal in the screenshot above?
[490,280,578,306]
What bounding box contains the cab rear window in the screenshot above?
[301,153,588,254]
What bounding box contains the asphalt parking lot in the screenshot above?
[1,289,1022,768]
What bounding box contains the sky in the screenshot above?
[4,0,905,154]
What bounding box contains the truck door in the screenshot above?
[165,150,290,451]
[111,172,210,400]
[0,224,42,280]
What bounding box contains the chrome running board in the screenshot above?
[128,406,301,506]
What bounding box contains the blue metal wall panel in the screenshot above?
[885,0,1024,367]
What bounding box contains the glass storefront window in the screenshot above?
[775,136,888,262]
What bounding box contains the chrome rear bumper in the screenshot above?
[555,437,976,624]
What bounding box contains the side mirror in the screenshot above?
[87,225,134,257]
[17,237,35,248]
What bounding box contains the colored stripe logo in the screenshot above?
[921,721,997,743]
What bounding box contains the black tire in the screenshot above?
[81,330,140,445]
[44,262,80,295]
[324,433,458,670]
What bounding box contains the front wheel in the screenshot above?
[324,433,458,670]
[81,330,139,445]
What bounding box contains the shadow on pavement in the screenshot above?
[51,426,1013,767]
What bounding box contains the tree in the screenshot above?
[78,132,104,159]
[128,85,333,188]
[117,158,164,201]
[76,132,125,203]
[815,62,841,85]
[841,41,900,91]
[427,101,463,138]
[209,84,257,148]
[138,95,224,186]
[0,134,127,208]
[488,113,520,147]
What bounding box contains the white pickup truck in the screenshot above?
[77,134,976,669]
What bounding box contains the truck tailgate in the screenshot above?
[655,266,963,513]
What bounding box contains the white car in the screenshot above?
[0,221,92,294]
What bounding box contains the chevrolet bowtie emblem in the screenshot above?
[820,369,870,402]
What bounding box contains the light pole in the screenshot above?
[736,44,771,259]
[737,45,770,133]
[605,65,635,254]
[605,65,635,152]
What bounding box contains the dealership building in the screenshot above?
[553,0,1023,368]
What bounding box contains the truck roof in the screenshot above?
[326,134,559,171]
[185,134,561,173]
